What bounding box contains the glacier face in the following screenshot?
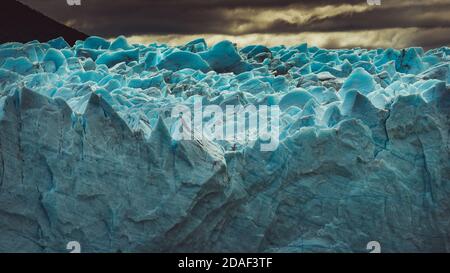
[0,36,449,252]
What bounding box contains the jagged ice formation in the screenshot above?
[0,36,449,252]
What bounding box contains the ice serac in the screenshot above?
[0,88,230,252]
[157,51,211,73]
[0,37,449,252]
[199,40,252,74]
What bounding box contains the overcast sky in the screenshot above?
[18,0,450,49]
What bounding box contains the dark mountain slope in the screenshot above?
[0,0,88,45]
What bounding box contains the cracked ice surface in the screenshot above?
[0,36,449,252]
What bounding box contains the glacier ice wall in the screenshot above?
[0,36,449,252]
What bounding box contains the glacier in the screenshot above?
[0,36,449,252]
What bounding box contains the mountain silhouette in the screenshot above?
[1,0,88,45]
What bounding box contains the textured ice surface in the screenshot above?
[0,36,449,252]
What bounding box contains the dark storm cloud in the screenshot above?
[18,0,245,36]
[263,3,450,33]
[406,28,450,49]
[18,0,447,36]
[16,0,450,48]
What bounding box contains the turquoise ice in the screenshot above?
[0,36,449,252]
